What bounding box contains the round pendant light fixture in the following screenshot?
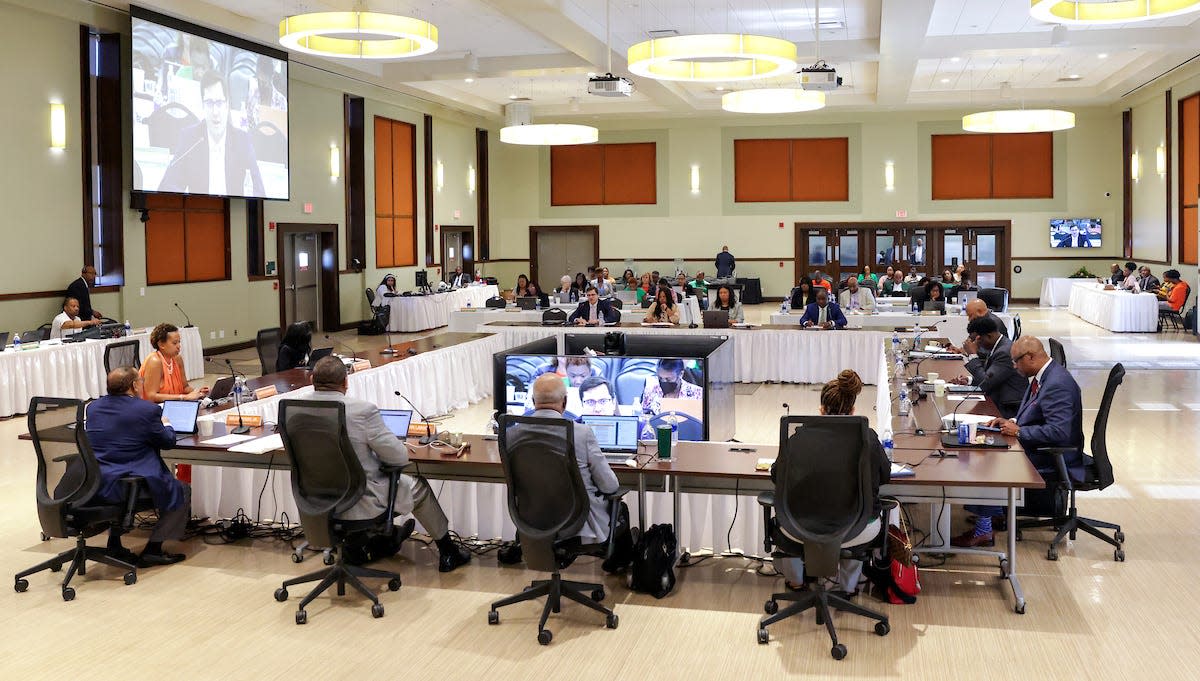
[721,88,825,114]
[499,124,599,146]
[627,34,797,82]
[279,11,438,59]
[1030,0,1200,25]
[962,109,1076,133]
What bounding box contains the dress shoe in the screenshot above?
[950,530,994,548]
[108,546,140,566]
[138,550,186,567]
[496,542,523,565]
[393,518,416,545]
[438,544,472,573]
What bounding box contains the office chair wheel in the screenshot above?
[875,621,890,636]
[487,610,499,625]
[274,588,289,602]
[371,603,385,618]
[49,561,62,573]
[387,577,401,591]
[1046,547,1059,561]
[323,551,335,566]
[1014,602,1026,615]
[537,629,553,646]
[831,644,847,660]
[590,588,605,602]
[815,610,824,626]
[1114,549,1125,562]
[1015,530,1023,541]
[61,586,75,602]
[295,610,307,625]
[1114,531,1125,543]
[606,613,619,629]
[757,628,769,645]
[14,579,28,593]
[41,532,50,542]
[763,599,779,615]
[290,553,303,563]
[999,558,1010,578]
[123,571,137,586]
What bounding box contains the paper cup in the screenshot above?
[926,372,939,383]
[198,419,214,437]
[933,380,947,397]
[968,422,978,442]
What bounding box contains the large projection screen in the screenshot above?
[131,6,290,200]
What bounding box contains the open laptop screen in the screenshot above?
[161,400,200,434]
[580,415,640,453]
[379,409,413,438]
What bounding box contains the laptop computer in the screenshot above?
[922,300,946,313]
[514,296,539,310]
[161,400,201,439]
[379,408,413,439]
[580,415,640,458]
[207,376,236,402]
[0,331,8,351]
[702,309,730,329]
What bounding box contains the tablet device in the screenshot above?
[161,400,200,436]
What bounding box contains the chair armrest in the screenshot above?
[380,465,407,533]
[1035,447,1075,491]
[118,476,147,531]
[757,492,775,554]
[601,487,629,502]
[51,453,80,463]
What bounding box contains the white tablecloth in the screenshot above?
[1067,283,1159,332]
[769,311,1014,344]
[1040,277,1085,307]
[383,285,498,332]
[0,326,204,418]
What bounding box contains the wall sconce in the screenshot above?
[435,160,445,191]
[1130,151,1140,182]
[50,102,66,150]
[329,144,340,180]
[1156,144,1166,175]
[690,164,700,193]
[884,161,895,191]
[468,164,476,194]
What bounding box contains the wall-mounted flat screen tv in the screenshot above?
[131,6,289,200]
[1050,218,1101,249]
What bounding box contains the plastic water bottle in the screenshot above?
[669,410,679,445]
[639,412,655,441]
[891,330,900,356]
[898,387,911,417]
[535,298,541,311]
[124,320,132,336]
[12,335,21,351]
[882,429,895,463]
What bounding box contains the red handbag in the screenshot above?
[882,517,922,604]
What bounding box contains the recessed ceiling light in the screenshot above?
[714,86,725,91]
[1057,74,1083,82]
[940,78,950,84]
[508,94,519,100]
[1098,53,1108,59]
[950,57,960,63]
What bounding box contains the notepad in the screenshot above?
[890,462,915,478]
[228,433,284,454]
[200,434,257,447]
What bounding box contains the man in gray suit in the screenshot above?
[307,357,470,572]
[946,299,1008,360]
[954,316,1027,418]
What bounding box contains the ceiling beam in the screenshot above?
[876,0,937,106]
[382,53,592,83]
[920,26,1197,59]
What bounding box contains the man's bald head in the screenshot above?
[531,373,568,412]
[965,299,989,319]
[1011,336,1048,377]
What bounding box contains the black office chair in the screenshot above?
[978,287,1009,312]
[103,340,142,374]
[641,296,654,309]
[541,308,567,325]
[1012,314,1022,341]
[272,399,403,624]
[364,288,390,334]
[14,397,149,600]
[1158,286,1191,331]
[756,415,890,659]
[908,287,928,311]
[1017,364,1126,562]
[485,296,507,309]
[255,328,280,376]
[1049,338,1067,368]
[609,297,623,310]
[488,415,625,645]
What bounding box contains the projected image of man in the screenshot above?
[159,71,264,197]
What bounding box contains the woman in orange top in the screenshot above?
[1158,270,1190,312]
[141,323,209,484]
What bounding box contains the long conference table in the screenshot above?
[383,285,499,332]
[768,310,1015,343]
[0,325,204,418]
[1067,282,1159,332]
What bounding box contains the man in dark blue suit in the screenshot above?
[567,285,619,326]
[797,288,847,329]
[85,367,191,567]
[952,336,1083,547]
[158,72,265,197]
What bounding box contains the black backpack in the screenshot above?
[626,523,677,598]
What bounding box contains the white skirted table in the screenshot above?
[768,310,1014,344]
[447,307,644,332]
[0,326,204,418]
[1067,283,1159,332]
[1040,277,1086,307]
[383,285,499,332]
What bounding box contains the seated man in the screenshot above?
[51,296,101,339]
[798,288,848,329]
[838,277,875,314]
[688,271,710,310]
[946,299,1009,359]
[1109,263,1123,286]
[903,267,922,285]
[810,270,832,292]
[953,316,1028,418]
[881,271,906,296]
[306,357,471,572]
[567,285,620,326]
[1159,269,1190,312]
[1136,266,1160,293]
[953,336,1084,547]
[447,266,471,287]
[85,367,190,567]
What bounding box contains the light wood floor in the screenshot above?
[2,306,1199,679]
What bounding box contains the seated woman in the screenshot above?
[635,272,654,304]
[770,370,890,593]
[276,322,312,371]
[375,274,398,301]
[789,278,817,309]
[573,272,588,293]
[643,288,680,325]
[140,322,209,484]
[857,265,878,285]
[512,274,534,299]
[555,275,579,303]
[621,269,637,290]
[711,284,744,323]
[923,281,945,310]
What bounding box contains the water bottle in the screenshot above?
[669,410,679,445]
[535,298,541,311]
[124,320,132,336]
[898,387,911,417]
[12,335,21,351]
[891,330,900,357]
[882,429,895,463]
[639,412,655,441]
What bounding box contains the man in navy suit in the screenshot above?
[567,285,619,326]
[158,72,265,197]
[952,336,1084,547]
[85,367,191,567]
[797,288,848,329]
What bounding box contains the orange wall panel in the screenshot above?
[931,134,993,199]
[374,117,393,216]
[602,142,656,204]
[183,212,227,281]
[551,145,604,205]
[391,121,415,216]
[734,139,792,202]
[145,212,186,285]
[992,132,1053,198]
[791,138,849,201]
[392,217,417,267]
[375,217,394,268]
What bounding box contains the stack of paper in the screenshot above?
[228,433,284,454]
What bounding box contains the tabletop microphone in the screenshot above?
[225,359,250,434]
[394,390,435,444]
[782,402,791,416]
[174,302,194,328]
[406,347,418,355]
[323,334,359,362]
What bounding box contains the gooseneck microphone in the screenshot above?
[174,302,194,328]
[323,334,359,362]
[782,402,791,417]
[226,359,250,435]
[394,390,435,445]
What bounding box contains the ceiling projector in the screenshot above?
[799,64,842,91]
[588,73,634,97]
